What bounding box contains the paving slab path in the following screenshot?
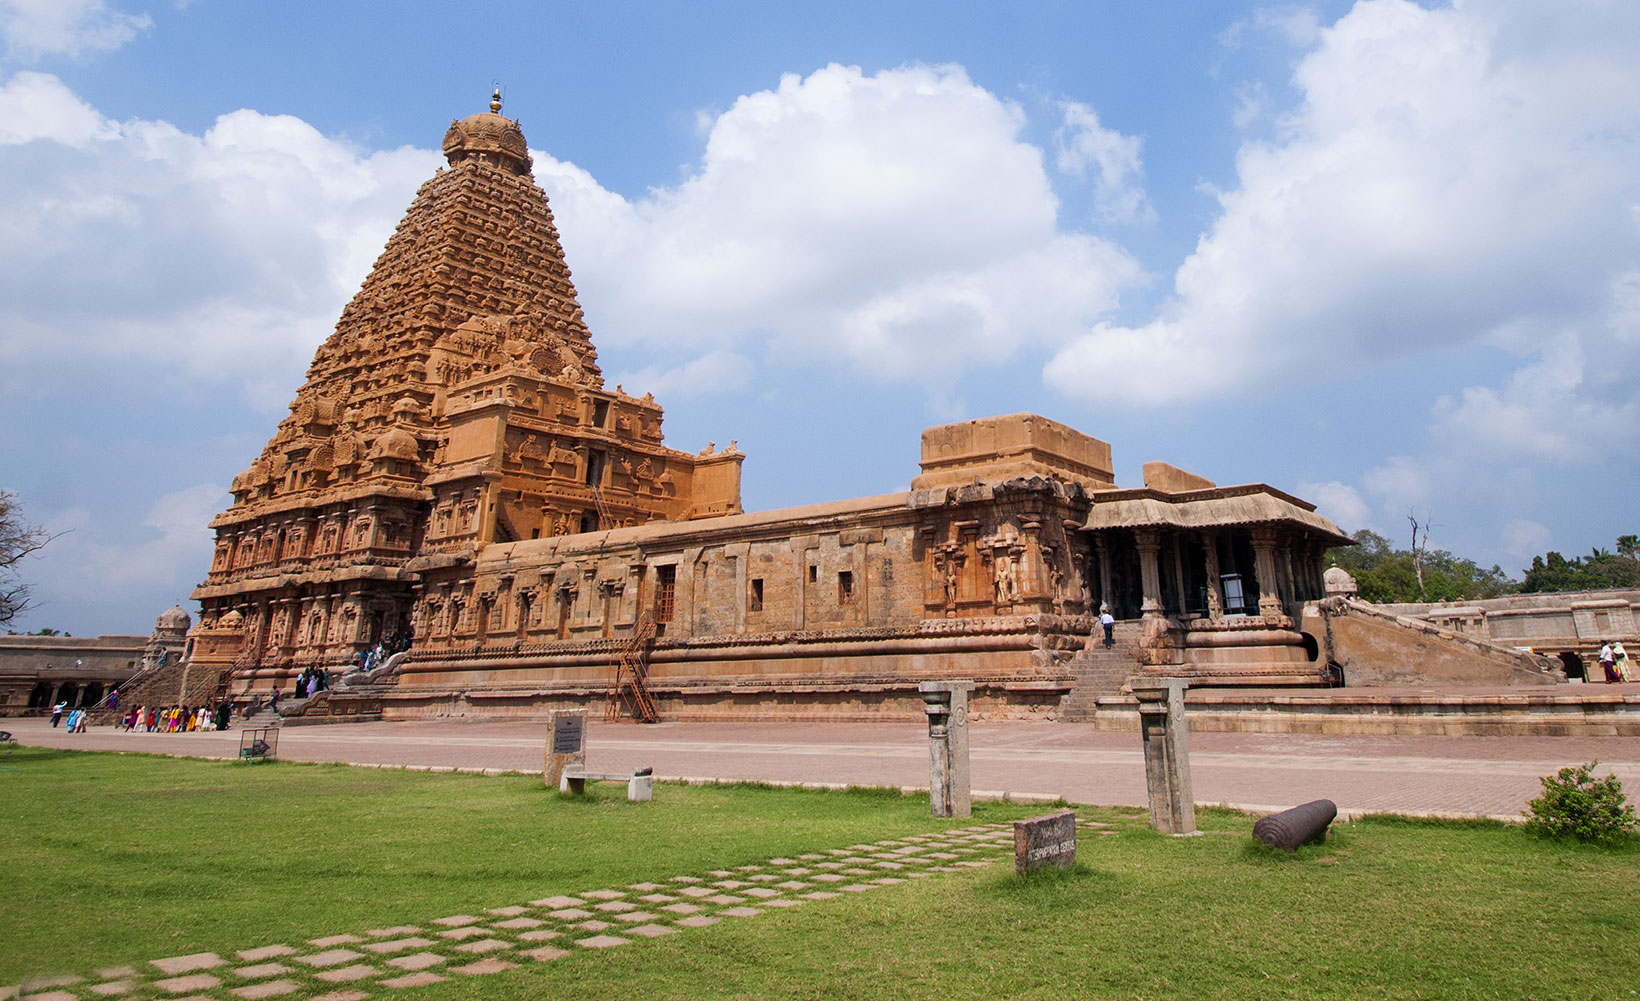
[9,716,1640,819]
[9,820,1035,1000]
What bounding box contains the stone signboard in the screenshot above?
[1013,809,1077,874]
[543,708,587,790]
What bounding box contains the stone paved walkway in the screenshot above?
[9,716,1640,820]
[8,820,1056,1000]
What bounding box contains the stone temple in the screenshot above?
[182,93,1374,721]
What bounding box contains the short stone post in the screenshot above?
[543,708,587,791]
[918,680,973,819]
[1132,678,1196,835]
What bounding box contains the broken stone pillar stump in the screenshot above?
[1132,678,1196,835]
[543,708,587,791]
[918,680,974,819]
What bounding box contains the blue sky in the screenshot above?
[2,0,1637,635]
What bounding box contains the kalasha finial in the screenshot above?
[489,88,502,114]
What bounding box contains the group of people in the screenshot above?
[120,703,233,732]
[355,632,412,674]
[50,703,89,732]
[46,701,232,732]
[1595,641,1633,683]
[290,665,331,699]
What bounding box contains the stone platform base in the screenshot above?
[1089,686,1640,736]
[378,678,1072,724]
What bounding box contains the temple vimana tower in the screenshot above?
[188,93,1352,721]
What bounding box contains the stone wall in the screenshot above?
[0,635,145,715]
[393,478,1098,719]
[1309,598,1562,686]
[1378,589,1640,678]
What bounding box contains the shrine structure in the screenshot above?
[186,93,1392,721]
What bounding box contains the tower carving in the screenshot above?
[192,92,744,683]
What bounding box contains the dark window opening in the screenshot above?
[838,571,855,604]
[579,513,595,534]
[808,565,818,584]
[584,450,605,487]
[749,578,764,612]
[655,565,677,624]
[593,399,611,427]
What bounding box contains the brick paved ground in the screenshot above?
[9,715,1639,819]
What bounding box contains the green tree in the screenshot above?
[1324,529,1519,603]
[1520,543,1640,593]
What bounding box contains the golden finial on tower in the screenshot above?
[489,88,502,114]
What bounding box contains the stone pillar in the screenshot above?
[1201,532,1224,621]
[1093,536,1113,614]
[918,680,973,819]
[1134,530,1164,619]
[1169,536,1188,616]
[544,708,587,791]
[1132,679,1196,835]
[1250,527,1283,618]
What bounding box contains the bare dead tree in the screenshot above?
[0,490,56,626]
[1408,510,1432,600]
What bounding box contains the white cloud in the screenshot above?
[0,0,151,62]
[1298,479,1369,534]
[1257,7,1322,47]
[1427,333,1637,466]
[1501,519,1552,559]
[0,72,440,409]
[24,483,226,631]
[1053,100,1152,225]
[1046,0,1640,410]
[0,69,112,143]
[536,63,1143,401]
[612,349,755,401]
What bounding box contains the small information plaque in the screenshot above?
[551,714,585,755]
[1013,810,1077,874]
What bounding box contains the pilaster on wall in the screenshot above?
[792,534,819,630]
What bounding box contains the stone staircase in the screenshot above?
[1058,624,1142,722]
[92,659,235,723]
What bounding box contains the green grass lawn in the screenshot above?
[2,745,1636,999]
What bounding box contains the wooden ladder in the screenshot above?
[606,614,659,723]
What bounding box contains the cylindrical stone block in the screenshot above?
[1252,799,1338,850]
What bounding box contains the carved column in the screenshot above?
[1019,519,1044,602]
[1279,539,1296,607]
[1093,535,1114,614]
[1169,536,1188,616]
[1132,678,1196,836]
[1134,530,1164,619]
[919,680,973,819]
[1201,531,1223,621]
[1250,526,1284,618]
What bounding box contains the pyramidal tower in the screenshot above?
[190,93,743,683]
